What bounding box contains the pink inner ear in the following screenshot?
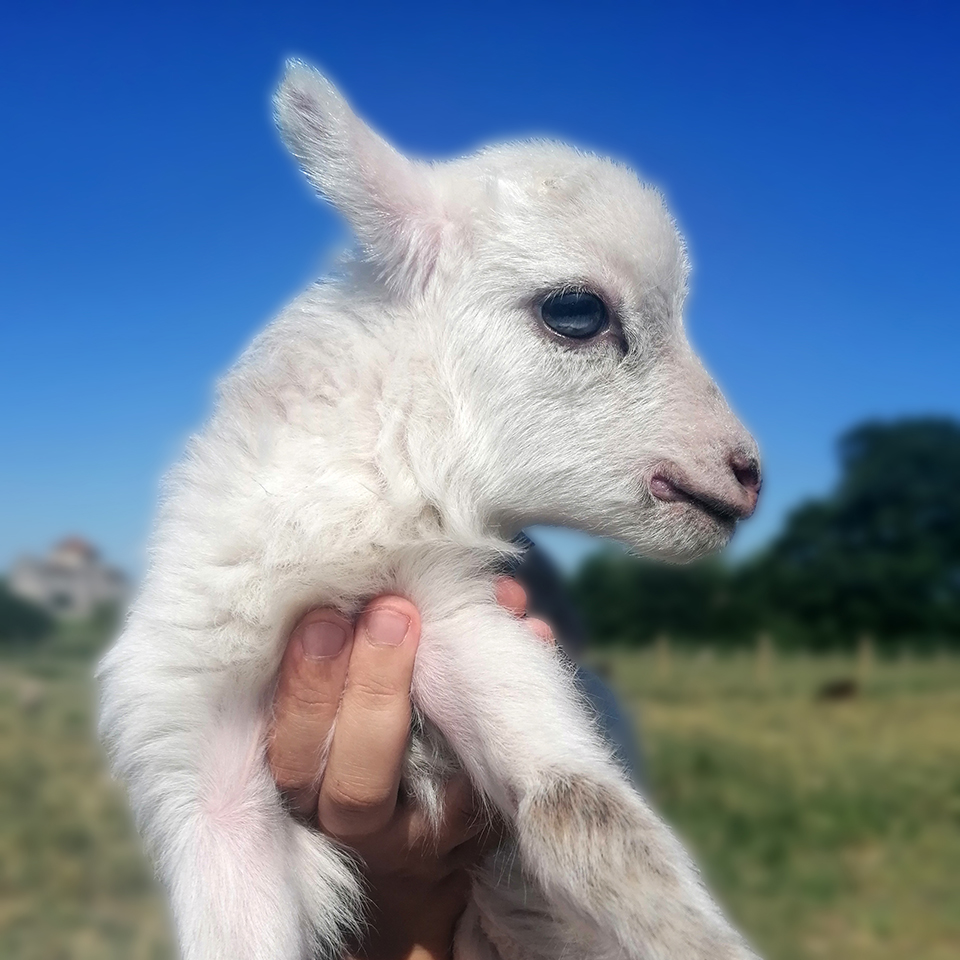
[364,179,451,294]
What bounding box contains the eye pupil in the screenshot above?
[540,291,608,339]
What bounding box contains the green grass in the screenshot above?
[1,633,958,959]
[0,634,173,960]
[593,647,960,960]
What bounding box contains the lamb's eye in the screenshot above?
[540,291,608,339]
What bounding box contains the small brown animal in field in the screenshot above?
[816,678,859,701]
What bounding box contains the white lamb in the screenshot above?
[98,61,763,960]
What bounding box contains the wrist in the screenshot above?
[350,871,470,960]
[349,945,447,960]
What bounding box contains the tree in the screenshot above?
[573,417,960,648]
[756,417,960,646]
[574,554,752,646]
[0,580,53,644]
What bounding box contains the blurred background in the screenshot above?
[1,2,958,958]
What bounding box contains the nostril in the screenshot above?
[730,454,762,495]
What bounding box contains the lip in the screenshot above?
[648,467,752,525]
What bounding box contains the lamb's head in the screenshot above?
[275,62,760,561]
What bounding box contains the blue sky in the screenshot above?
[1,1,958,574]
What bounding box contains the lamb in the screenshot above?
[97,60,763,960]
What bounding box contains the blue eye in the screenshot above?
[540,291,608,339]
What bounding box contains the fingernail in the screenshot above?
[301,620,347,659]
[363,608,410,647]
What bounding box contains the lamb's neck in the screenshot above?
[266,296,512,563]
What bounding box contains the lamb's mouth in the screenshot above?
[648,468,752,529]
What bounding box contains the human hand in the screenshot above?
[267,579,553,960]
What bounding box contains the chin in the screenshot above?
[620,504,737,563]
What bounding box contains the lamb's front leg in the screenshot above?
[412,589,758,960]
[99,630,363,960]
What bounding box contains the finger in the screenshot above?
[495,577,527,618]
[318,598,421,839]
[525,617,556,645]
[268,609,353,818]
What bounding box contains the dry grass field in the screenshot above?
[596,647,960,960]
[1,629,958,959]
[0,646,173,960]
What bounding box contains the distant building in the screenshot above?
[8,537,127,618]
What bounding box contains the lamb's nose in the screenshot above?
[729,452,762,514]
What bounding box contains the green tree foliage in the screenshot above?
[0,580,53,644]
[755,418,960,646]
[573,417,960,648]
[574,556,750,645]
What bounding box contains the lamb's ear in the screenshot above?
[274,60,444,289]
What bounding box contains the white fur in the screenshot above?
[99,61,761,960]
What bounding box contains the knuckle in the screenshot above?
[347,673,405,708]
[267,717,331,790]
[321,776,394,830]
[327,780,389,812]
[282,677,339,713]
[268,757,316,792]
